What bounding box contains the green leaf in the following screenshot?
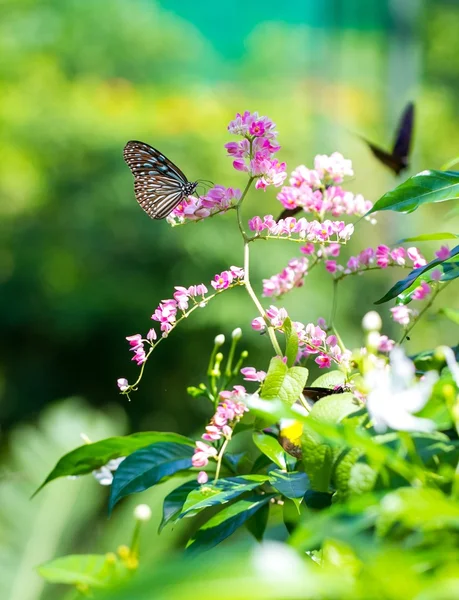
[439,307,459,325]
[180,475,269,518]
[37,554,125,588]
[252,432,287,470]
[186,495,274,554]
[261,357,308,405]
[108,442,194,513]
[245,501,270,541]
[368,170,459,215]
[269,469,309,499]
[375,244,459,304]
[159,479,200,532]
[310,370,346,388]
[412,345,459,373]
[308,393,361,424]
[34,431,194,496]
[301,431,333,493]
[283,317,299,368]
[398,232,459,243]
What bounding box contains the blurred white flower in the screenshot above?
[92,456,126,486]
[366,347,438,433]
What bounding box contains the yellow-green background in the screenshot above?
[0,1,458,598]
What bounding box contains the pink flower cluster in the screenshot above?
[277,154,372,220]
[262,257,309,298]
[211,266,245,290]
[191,386,249,473]
[167,185,241,226]
[225,111,287,190]
[390,305,418,326]
[248,215,354,244]
[344,245,427,275]
[252,309,351,370]
[152,284,207,335]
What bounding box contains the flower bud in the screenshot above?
[134,504,152,522]
[197,471,208,484]
[366,331,381,350]
[214,334,225,346]
[232,327,242,340]
[362,311,382,332]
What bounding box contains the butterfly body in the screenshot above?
[123,140,197,219]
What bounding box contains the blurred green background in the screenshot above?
[1,0,458,597]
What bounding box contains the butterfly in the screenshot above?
[362,101,415,176]
[123,140,198,219]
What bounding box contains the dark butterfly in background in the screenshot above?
[362,101,415,176]
[123,140,198,219]
[276,102,415,222]
[302,385,348,405]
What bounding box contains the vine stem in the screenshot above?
[399,281,452,343]
[243,242,283,357]
[214,437,230,482]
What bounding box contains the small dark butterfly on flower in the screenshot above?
[123,141,198,219]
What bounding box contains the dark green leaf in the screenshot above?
[186,495,274,554]
[375,244,459,304]
[412,345,459,373]
[34,431,194,496]
[269,469,309,499]
[303,490,333,509]
[283,317,299,368]
[180,475,269,518]
[159,479,200,531]
[252,432,287,470]
[245,501,270,541]
[109,442,194,513]
[368,170,459,215]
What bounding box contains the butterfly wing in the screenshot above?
[363,139,405,175]
[391,102,415,169]
[276,206,303,221]
[124,140,195,219]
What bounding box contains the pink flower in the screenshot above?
[430,269,442,281]
[390,247,406,266]
[197,471,208,484]
[347,256,360,271]
[146,328,157,342]
[126,334,143,349]
[300,243,315,255]
[192,441,218,468]
[315,354,332,368]
[412,281,431,301]
[390,305,414,326]
[249,216,264,232]
[230,266,244,279]
[152,300,178,332]
[376,245,390,268]
[325,260,337,273]
[407,247,426,268]
[378,335,395,352]
[262,257,308,298]
[252,317,266,331]
[435,245,450,261]
[211,271,232,290]
[249,120,266,137]
[202,425,222,441]
[126,334,147,365]
[338,223,354,241]
[117,378,129,392]
[240,367,267,382]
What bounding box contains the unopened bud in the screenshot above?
[232,327,242,340]
[362,311,382,332]
[366,331,381,350]
[134,504,152,522]
[214,334,225,346]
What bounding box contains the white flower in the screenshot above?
[362,311,382,332]
[366,347,438,433]
[214,334,225,346]
[437,346,459,386]
[134,504,152,521]
[92,456,126,486]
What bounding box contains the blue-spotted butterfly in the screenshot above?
[123,141,198,219]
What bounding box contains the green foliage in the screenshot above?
[37,554,128,589]
[252,432,288,469]
[368,170,459,214]
[109,443,195,512]
[260,357,308,405]
[375,243,459,303]
[34,432,194,495]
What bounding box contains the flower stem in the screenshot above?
[243,242,283,356]
[399,281,451,344]
[236,177,255,241]
[214,437,230,483]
